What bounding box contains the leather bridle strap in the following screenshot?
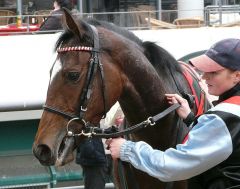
[91,25,108,118]
[98,58,107,119]
[43,105,77,120]
[77,25,101,119]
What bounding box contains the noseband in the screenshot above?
[43,25,107,137]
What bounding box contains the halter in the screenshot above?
[43,25,108,137]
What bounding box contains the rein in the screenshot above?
[84,103,181,139]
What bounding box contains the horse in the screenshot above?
[33,9,210,189]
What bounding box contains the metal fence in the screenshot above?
[0,7,240,34]
[204,5,240,26]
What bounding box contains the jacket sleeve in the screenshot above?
[120,114,233,182]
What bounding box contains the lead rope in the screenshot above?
[117,120,140,189]
[118,160,129,189]
[165,68,185,189]
[75,103,181,139]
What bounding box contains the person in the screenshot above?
[34,0,52,10]
[76,102,124,189]
[76,137,110,189]
[106,38,240,189]
[39,0,73,31]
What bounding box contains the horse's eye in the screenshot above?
[66,72,80,82]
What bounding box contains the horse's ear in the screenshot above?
[62,8,81,37]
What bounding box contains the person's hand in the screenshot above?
[105,138,126,159]
[165,94,191,119]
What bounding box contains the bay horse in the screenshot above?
[33,9,209,189]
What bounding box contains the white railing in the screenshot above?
[53,183,115,189]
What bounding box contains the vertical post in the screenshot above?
[17,0,22,16]
[16,0,22,27]
[86,0,93,13]
[178,0,204,18]
[77,0,83,13]
[218,0,222,25]
[156,0,162,20]
[204,6,210,26]
[86,0,93,18]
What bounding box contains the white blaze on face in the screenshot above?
[50,59,62,83]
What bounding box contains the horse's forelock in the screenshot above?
[55,31,73,51]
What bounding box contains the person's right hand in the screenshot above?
[105,138,126,159]
[165,94,191,119]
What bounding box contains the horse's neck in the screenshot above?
[108,35,187,145]
[118,53,169,125]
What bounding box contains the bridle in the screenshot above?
[43,25,107,137]
[43,24,182,139]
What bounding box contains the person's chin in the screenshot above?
[208,90,220,97]
[208,88,217,96]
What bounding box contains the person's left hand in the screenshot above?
[165,93,191,119]
[105,137,126,159]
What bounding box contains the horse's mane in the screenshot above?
[142,41,182,74]
[87,19,143,46]
[88,19,183,74]
[55,18,182,76]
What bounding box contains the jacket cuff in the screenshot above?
[183,112,195,127]
[120,141,135,161]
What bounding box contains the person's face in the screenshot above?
[202,69,240,96]
[53,1,59,10]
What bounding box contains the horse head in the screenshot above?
[33,9,125,166]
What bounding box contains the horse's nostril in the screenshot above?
[33,144,54,165]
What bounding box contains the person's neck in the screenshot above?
[216,83,240,104]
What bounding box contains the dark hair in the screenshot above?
[56,0,72,10]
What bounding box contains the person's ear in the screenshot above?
[234,70,240,84]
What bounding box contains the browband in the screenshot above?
[57,46,100,53]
